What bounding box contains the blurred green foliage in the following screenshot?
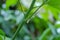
[0,0,60,40]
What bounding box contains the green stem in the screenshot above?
[12,0,47,40]
[25,3,44,21]
[25,0,36,18]
[12,20,25,40]
[12,0,36,40]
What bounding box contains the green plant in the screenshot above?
[0,0,60,40]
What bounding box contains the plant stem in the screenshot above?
[12,0,36,40]
[12,0,47,40]
[12,1,46,40]
[12,20,25,40]
[25,0,36,18]
[25,3,44,21]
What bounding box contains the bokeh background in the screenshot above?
[0,0,60,40]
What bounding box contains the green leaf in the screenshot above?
[32,16,48,33]
[6,0,18,9]
[0,29,5,36]
[47,0,60,10]
[38,28,50,40]
[42,5,59,20]
[48,22,57,35]
[0,35,11,40]
[0,36,3,40]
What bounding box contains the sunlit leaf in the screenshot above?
[47,0,60,10]
[0,29,5,36]
[6,0,18,9]
[0,36,3,40]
